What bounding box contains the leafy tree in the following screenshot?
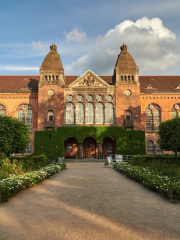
[0,115,30,156]
[157,117,180,155]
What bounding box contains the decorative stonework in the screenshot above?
[79,74,102,87]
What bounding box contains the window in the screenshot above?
[52,75,55,81]
[128,76,130,81]
[49,75,51,81]
[147,140,154,154]
[125,110,131,120]
[47,111,54,121]
[96,103,103,124]
[25,142,31,154]
[17,104,32,133]
[45,75,47,81]
[66,103,74,124]
[67,144,72,153]
[146,104,160,131]
[0,104,6,116]
[56,75,58,81]
[105,103,113,124]
[76,103,84,124]
[171,103,180,119]
[86,103,94,124]
[155,142,162,154]
[121,76,123,81]
[124,76,127,81]
[107,144,112,153]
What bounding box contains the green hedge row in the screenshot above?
[35,126,146,159]
[113,162,180,202]
[1,163,66,202]
[132,155,180,166]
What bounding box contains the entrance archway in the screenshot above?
[64,137,78,159]
[102,136,116,157]
[83,137,97,158]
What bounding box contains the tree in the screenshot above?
[157,117,180,155]
[0,115,30,156]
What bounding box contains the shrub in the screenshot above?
[0,163,66,202]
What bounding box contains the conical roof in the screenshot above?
[115,43,137,71]
[41,43,64,70]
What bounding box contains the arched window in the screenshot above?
[96,103,104,124]
[146,104,160,131]
[17,104,32,133]
[25,142,31,154]
[132,76,134,81]
[147,140,154,154]
[66,103,74,124]
[0,104,6,116]
[105,103,113,124]
[86,103,94,124]
[76,103,84,124]
[121,76,123,81]
[124,76,127,81]
[171,103,180,119]
[125,110,131,120]
[47,110,54,121]
[128,76,130,81]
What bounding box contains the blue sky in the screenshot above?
[0,0,180,75]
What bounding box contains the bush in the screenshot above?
[113,162,180,202]
[1,163,66,202]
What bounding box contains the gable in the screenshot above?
[68,70,110,88]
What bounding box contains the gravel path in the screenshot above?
[0,162,180,240]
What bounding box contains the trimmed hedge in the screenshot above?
[113,162,180,202]
[1,163,66,202]
[132,155,180,166]
[35,126,146,159]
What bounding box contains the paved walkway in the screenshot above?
[0,162,180,240]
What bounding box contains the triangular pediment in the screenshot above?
[68,70,109,88]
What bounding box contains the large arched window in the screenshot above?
[17,104,32,132]
[147,140,154,154]
[96,103,103,124]
[105,103,113,124]
[66,103,74,124]
[171,103,180,119]
[0,104,6,116]
[86,103,94,124]
[76,103,84,124]
[146,104,160,131]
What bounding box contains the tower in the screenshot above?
[38,44,65,130]
[114,44,143,130]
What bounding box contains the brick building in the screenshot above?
[0,43,180,158]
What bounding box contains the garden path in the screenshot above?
[0,162,180,240]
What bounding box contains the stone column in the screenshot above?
[97,144,103,159]
[78,143,83,159]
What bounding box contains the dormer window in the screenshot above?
[146,84,155,89]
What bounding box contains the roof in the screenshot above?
[0,75,180,94]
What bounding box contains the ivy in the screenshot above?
[34,126,146,159]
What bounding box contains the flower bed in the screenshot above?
[0,163,66,202]
[113,162,180,202]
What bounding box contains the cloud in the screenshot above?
[32,41,45,51]
[65,28,87,42]
[66,17,180,75]
[0,65,39,71]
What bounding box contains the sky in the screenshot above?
[0,0,180,76]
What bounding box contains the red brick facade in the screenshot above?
[0,43,180,156]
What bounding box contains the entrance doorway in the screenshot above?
[64,137,78,159]
[83,137,97,158]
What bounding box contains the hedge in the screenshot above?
[34,126,146,159]
[132,155,180,166]
[0,163,66,202]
